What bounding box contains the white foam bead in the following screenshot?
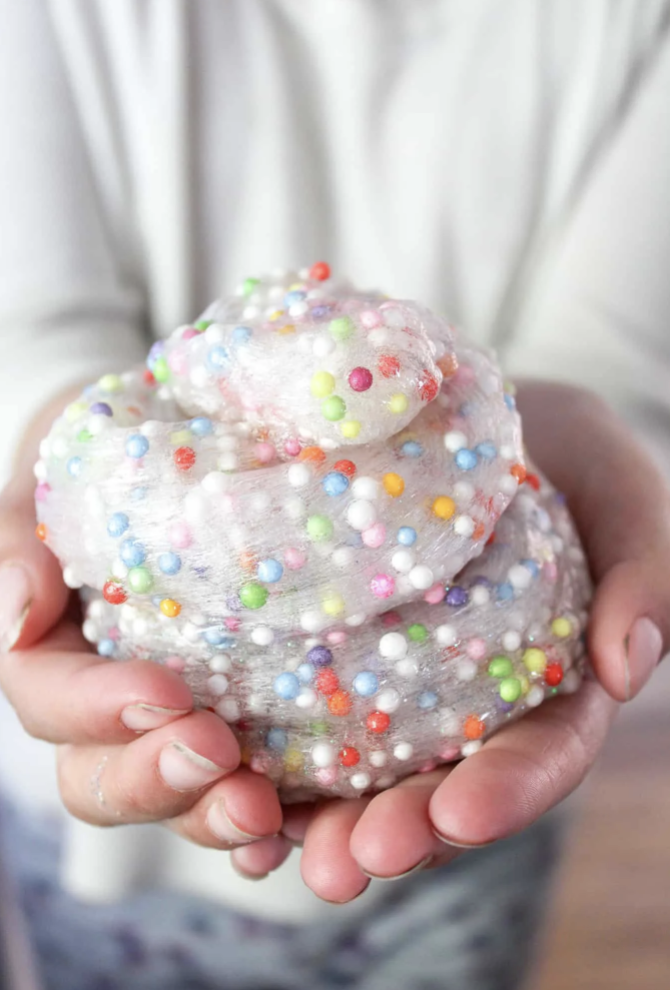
[499,474,518,496]
[242,305,260,320]
[287,463,311,488]
[456,660,477,682]
[526,685,545,707]
[319,438,338,451]
[88,599,105,620]
[190,366,210,388]
[382,307,406,328]
[499,444,516,460]
[461,740,483,757]
[439,710,461,736]
[409,565,434,590]
[183,622,203,643]
[435,624,457,647]
[391,549,415,573]
[395,576,413,596]
[38,438,51,459]
[470,585,490,606]
[251,625,274,646]
[207,674,230,696]
[351,476,380,500]
[139,420,160,437]
[454,515,475,538]
[51,437,69,459]
[351,772,372,790]
[332,546,355,568]
[453,480,475,502]
[300,610,326,633]
[444,430,467,452]
[502,630,522,652]
[346,500,376,531]
[111,560,129,580]
[184,489,208,524]
[284,496,306,520]
[369,750,388,768]
[209,654,232,673]
[88,416,110,437]
[508,564,533,590]
[313,333,336,357]
[201,472,229,494]
[204,323,225,343]
[552,535,565,553]
[157,385,171,402]
[379,631,408,659]
[217,452,238,472]
[311,742,337,768]
[82,619,99,643]
[395,658,419,678]
[393,742,413,761]
[345,613,367,627]
[295,688,318,709]
[376,688,401,713]
[215,698,240,722]
[62,566,82,590]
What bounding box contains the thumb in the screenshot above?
[589,558,668,703]
[0,475,70,653]
[516,382,670,704]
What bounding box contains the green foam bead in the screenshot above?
[239,583,268,610]
[488,656,514,678]
[499,677,522,703]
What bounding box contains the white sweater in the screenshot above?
[1,0,670,921]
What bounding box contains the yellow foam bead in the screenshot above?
[322,592,345,617]
[284,748,304,772]
[383,472,405,497]
[341,420,361,439]
[160,598,181,618]
[311,371,335,397]
[432,496,456,520]
[98,373,124,394]
[522,648,547,674]
[389,393,409,414]
[65,401,88,422]
[170,429,192,446]
[551,617,572,638]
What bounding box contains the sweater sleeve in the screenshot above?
[0,0,149,487]
[503,27,670,474]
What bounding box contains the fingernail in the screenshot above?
[207,801,267,845]
[432,828,495,849]
[0,564,32,653]
[361,854,433,881]
[625,617,664,701]
[121,705,191,733]
[159,741,228,792]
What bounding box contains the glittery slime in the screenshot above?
[35,264,591,800]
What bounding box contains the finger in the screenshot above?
[428,680,618,846]
[300,798,372,902]
[230,836,293,879]
[57,711,240,826]
[0,620,193,744]
[281,802,317,845]
[0,480,70,652]
[516,382,670,700]
[166,768,282,849]
[349,770,458,879]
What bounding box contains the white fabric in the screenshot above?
[1,0,670,920]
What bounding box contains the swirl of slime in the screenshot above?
[35,264,591,799]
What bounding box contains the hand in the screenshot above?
[238,383,669,901]
[0,390,288,868]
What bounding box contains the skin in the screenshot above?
[0,380,668,898]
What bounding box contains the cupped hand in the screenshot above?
[0,390,283,861]
[262,383,670,901]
